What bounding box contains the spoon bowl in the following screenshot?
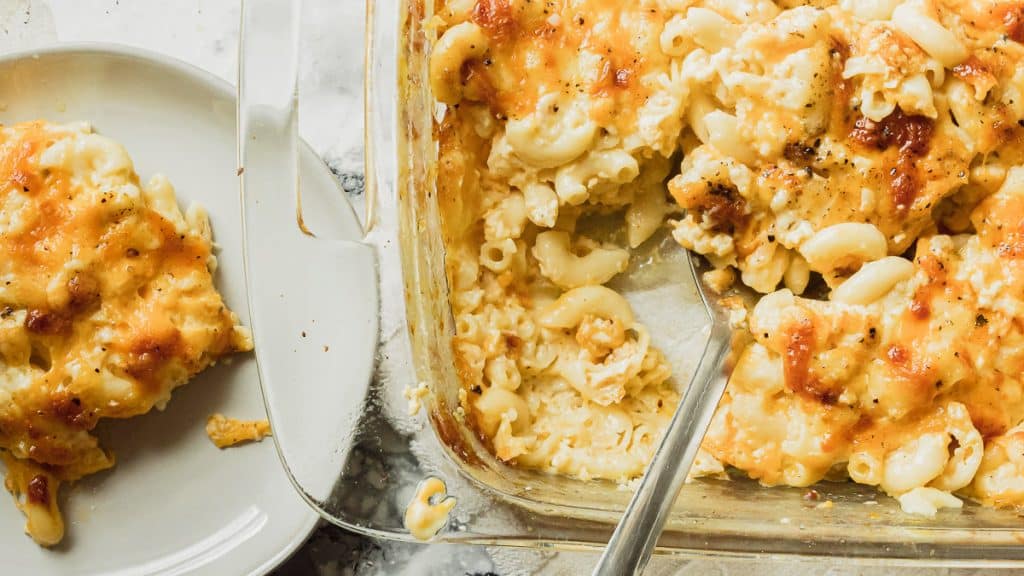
[593,249,735,576]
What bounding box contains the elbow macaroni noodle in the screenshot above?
[539,286,635,330]
[533,231,630,289]
[891,1,967,69]
[432,0,1024,514]
[830,256,915,305]
[429,22,490,105]
[798,223,888,276]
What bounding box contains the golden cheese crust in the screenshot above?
[0,121,252,544]
[665,1,1024,293]
[710,170,1024,498]
[430,0,1024,514]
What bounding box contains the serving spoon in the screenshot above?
[593,251,734,576]
[238,0,380,512]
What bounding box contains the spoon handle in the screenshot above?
[592,321,732,576]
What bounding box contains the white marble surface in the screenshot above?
[2,2,1022,575]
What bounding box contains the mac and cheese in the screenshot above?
[431,0,1024,515]
[0,121,252,544]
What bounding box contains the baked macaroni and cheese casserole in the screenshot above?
[0,120,252,545]
[429,0,1024,516]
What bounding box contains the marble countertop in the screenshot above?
[3,2,1021,575]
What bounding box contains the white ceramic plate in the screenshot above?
[0,45,348,575]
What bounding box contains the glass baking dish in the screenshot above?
[320,0,1024,564]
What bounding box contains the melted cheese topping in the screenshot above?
[431,0,1024,513]
[205,414,271,449]
[709,176,1024,492]
[1,453,62,547]
[0,121,252,544]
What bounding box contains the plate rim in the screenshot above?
[0,42,325,575]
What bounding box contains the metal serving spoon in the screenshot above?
[593,251,734,576]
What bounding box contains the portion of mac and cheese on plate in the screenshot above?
[0,121,252,545]
[430,0,1024,514]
